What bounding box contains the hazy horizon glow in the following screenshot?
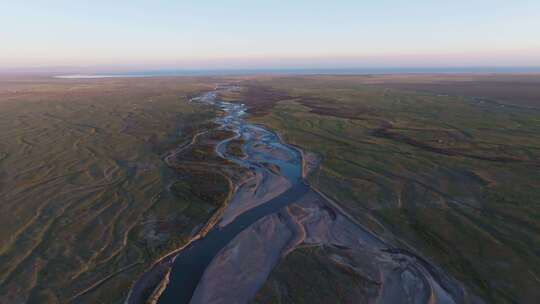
[2,1,540,71]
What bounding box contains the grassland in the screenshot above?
[0,76,236,303]
[2,74,539,304]
[240,75,540,303]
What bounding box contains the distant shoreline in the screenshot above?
[54,74,150,79]
[49,67,540,79]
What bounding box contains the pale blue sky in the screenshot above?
[1,0,539,70]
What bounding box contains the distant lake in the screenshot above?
[54,67,540,78]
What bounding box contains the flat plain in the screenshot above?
[0,76,237,303]
[1,74,539,303]
[236,74,540,304]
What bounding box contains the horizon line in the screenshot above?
[3,66,540,77]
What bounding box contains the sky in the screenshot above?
[1,0,540,71]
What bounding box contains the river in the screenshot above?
[156,85,308,304]
[131,85,480,304]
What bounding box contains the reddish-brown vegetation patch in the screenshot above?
[296,96,375,120]
[370,127,533,164]
[364,74,540,109]
[239,84,293,116]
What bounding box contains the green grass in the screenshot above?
[0,77,229,303]
[255,245,380,304]
[247,76,540,303]
[2,75,539,303]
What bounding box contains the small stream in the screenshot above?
[156,86,308,304]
